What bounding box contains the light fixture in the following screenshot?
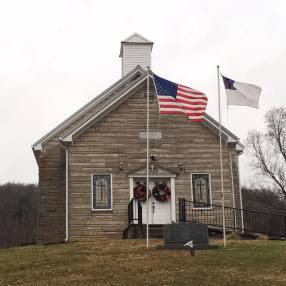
[119,162,124,172]
[150,154,157,162]
[178,162,184,172]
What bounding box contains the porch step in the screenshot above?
[141,224,164,238]
[122,224,164,239]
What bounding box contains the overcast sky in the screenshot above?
[0,0,285,184]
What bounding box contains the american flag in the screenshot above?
[153,74,208,122]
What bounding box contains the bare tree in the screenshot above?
[246,107,286,199]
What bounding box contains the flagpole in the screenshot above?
[217,65,227,247]
[146,66,150,249]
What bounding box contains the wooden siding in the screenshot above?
[67,86,240,240]
[122,45,151,76]
[37,139,66,243]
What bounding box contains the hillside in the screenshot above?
[0,239,286,286]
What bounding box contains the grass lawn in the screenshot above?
[0,239,286,286]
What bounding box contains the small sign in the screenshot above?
[139,131,162,140]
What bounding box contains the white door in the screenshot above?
[133,178,172,224]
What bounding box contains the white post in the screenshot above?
[64,145,69,242]
[237,156,245,233]
[217,65,227,247]
[146,67,150,249]
[229,151,237,230]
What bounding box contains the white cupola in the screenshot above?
[119,33,153,76]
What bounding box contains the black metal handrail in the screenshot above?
[123,198,143,239]
[128,198,142,226]
[179,198,286,238]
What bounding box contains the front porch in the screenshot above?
[123,198,286,239]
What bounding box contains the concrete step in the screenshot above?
[123,224,164,239]
[141,224,164,238]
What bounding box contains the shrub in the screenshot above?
[226,232,240,240]
[257,234,269,240]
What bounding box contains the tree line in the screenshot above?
[0,183,38,248]
[242,187,286,214]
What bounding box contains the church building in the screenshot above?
[32,33,243,243]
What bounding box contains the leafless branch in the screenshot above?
[246,107,286,199]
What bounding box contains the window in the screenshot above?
[191,174,211,208]
[92,175,112,210]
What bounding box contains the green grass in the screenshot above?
[0,239,286,286]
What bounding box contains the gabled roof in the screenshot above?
[32,65,145,151]
[32,66,243,153]
[62,72,148,143]
[121,32,153,44]
[119,33,153,57]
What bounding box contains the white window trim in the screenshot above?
[91,174,113,211]
[191,173,212,210]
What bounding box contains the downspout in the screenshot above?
[229,150,237,230]
[237,155,245,233]
[63,145,69,242]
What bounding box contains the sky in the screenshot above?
[0,0,285,184]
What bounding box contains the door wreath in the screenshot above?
[133,182,151,202]
[152,183,171,202]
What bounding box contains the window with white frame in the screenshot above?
[192,174,211,208]
[92,175,112,210]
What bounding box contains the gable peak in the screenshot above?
[121,32,153,44]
